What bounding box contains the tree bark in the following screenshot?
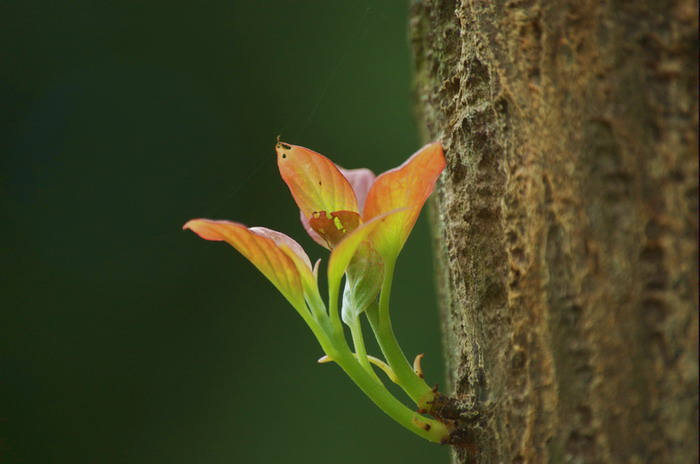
[410,1,698,462]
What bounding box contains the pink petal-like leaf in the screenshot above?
[337,167,376,214]
[300,211,328,248]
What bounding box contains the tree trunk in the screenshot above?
[410,1,698,463]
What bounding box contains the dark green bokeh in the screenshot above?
[1,2,448,462]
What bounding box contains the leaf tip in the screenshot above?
[275,139,293,160]
[182,219,231,241]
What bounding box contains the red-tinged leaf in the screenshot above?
[308,210,362,249]
[300,168,375,249]
[183,219,307,309]
[300,211,327,248]
[363,142,446,259]
[276,141,358,217]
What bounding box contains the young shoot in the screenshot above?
[185,140,453,443]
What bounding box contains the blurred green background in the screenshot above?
[1,1,448,463]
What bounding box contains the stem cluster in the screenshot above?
[297,256,450,443]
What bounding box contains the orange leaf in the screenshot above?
[276,141,358,217]
[183,219,307,309]
[363,142,445,259]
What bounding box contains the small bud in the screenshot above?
[413,353,425,378]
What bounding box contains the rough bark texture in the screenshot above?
[410,1,698,462]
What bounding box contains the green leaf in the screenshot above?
[341,244,383,325]
[327,210,403,302]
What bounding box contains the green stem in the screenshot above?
[328,278,343,335]
[294,295,447,443]
[349,316,382,383]
[368,259,435,408]
[291,300,322,335]
[305,286,327,321]
[331,345,449,443]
